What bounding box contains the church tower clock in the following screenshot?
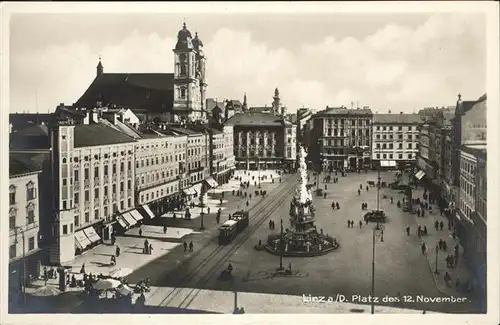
[173,22,204,121]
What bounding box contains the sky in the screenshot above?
[9,10,486,114]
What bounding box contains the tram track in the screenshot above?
[154,177,298,309]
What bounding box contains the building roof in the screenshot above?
[167,126,200,135]
[73,123,136,147]
[313,107,373,117]
[249,106,272,113]
[461,144,487,159]
[74,73,174,113]
[226,112,289,126]
[9,113,56,131]
[372,113,423,124]
[9,152,49,177]
[9,124,51,150]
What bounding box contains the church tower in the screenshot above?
[96,57,103,77]
[272,87,281,115]
[173,22,203,121]
[243,93,248,112]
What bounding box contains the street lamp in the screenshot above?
[13,227,26,306]
[258,157,261,189]
[200,191,205,230]
[371,225,384,314]
[434,245,439,274]
[277,218,284,271]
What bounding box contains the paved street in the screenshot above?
[139,170,480,314]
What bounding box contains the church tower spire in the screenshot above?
[272,87,280,115]
[243,93,248,112]
[96,57,103,77]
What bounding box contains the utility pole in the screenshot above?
[371,227,376,314]
[434,245,439,274]
[377,147,382,211]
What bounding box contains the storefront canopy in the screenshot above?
[141,205,155,219]
[74,231,92,249]
[204,177,219,188]
[183,187,195,196]
[415,170,426,180]
[381,160,396,167]
[115,215,128,228]
[129,209,144,222]
[121,212,137,227]
[83,226,101,243]
[192,183,203,195]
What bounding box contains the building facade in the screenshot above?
[9,160,43,300]
[371,113,421,169]
[309,107,372,170]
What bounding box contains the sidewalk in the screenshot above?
[411,187,472,297]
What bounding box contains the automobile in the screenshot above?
[364,210,387,223]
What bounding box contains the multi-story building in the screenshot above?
[371,113,422,169]
[134,128,187,218]
[221,124,236,182]
[9,156,43,300]
[9,113,138,265]
[309,107,372,170]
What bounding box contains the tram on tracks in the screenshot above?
[218,211,249,245]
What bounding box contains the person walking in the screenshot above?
[183,242,188,252]
[417,226,422,238]
[444,272,451,287]
[405,226,410,236]
[359,220,362,229]
[189,241,194,252]
[347,220,351,228]
[434,220,439,231]
[423,225,428,236]
[454,244,459,266]
[358,189,361,196]
[149,244,153,255]
[421,242,427,255]
[116,245,121,258]
[439,221,444,231]
[336,202,340,209]
[439,239,443,250]
[163,225,167,234]
[139,228,143,237]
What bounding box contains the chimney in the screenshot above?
[83,111,90,125]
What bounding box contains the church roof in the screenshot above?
[74,73,174,113]
[226,112,289,126]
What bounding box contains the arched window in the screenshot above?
[9,208,17,229]
[26,181,36,201]
[26,202,35,224]
[9,185,16,205]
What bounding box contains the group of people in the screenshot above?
[268,220,276,230]
[360,202,369,210]
[346,220,363,229]
[183,241,194,252]
[331,201,340,210]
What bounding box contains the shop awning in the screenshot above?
[141,205,155,219]
[381,160,396,167]
[192,183,203,195]
[183,187,195,196]
[204,177,219,188]
[129,209,144,221]
[415,170,426,180]
[74,231,92,249]
[83,226,101,243]
[115,215,128,228]
[121,212,137,227]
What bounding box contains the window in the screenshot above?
[389,154,393,159]
[28,237,35,251]
[104,166,109,176]
[84,190,90,202]
[84,168,89,180]
[63,225,68,235]
[398,126,402,131]
[62,200,67,210]
[112,164,117,174]
[74,193,79,204]
[120,182,124,192]
[85,212,90,223]
[383,154,387,159]
[399,153,403,159]
[9,185,16,205]
[94,209,99,220]
[408,135,413,140]
[27,203,35,224]
[94,167,99,177]
[63,178,67,186]
[376,154,380,159]
[74,170,79,182]
[376,134,380,139]
[104,206,108,218]
[104,186,108,196]
[376,126,380,131]
[128,161,131,169]
[120,201,124,211]
[389,143,393,149]
[408,143,412,149]
[399,143,403,149]
[10,244,16,259]
[408,153,413,159]
[180,87,186,99]
[94,188,99,199]
[9,208,16,229]
[26,181,36,200]
[120,162,124,172]
[74,215,79,227]
[112,184,116,194]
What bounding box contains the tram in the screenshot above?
[218,211,249,245]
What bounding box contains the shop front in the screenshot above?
[74,223,102,255]
[9,248,43,290]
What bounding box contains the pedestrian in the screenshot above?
[325,184,327,190]
[139,228,143,237]
[442,240,447,251]
[434,220,439,231]
[220,198,223,205]
[359,220,362,229]
[336,202,340,209]
[406,226,410,236]
[417,209,421,218]
[366,186,369,192]
[360,184,363,190]
[446,255,451,268]
[358,189,361,196]
[116,245,121,258]
[163,225,167,234]
[417,226,422,237]
[246,201,249,207]
[347,220,350,228]
[183,242,187,252]
[189,241,193,252]
[439,239,443,250]
[439,221,444,231]
[421,242,427,254]
[365,218,368,225]
[421,209,425,218]
[360,203,364,210]
[149,244,153,255]
[449,254,455,268]
[423,225,428,236]
[444,272,451,287]
[216,214,220,224]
